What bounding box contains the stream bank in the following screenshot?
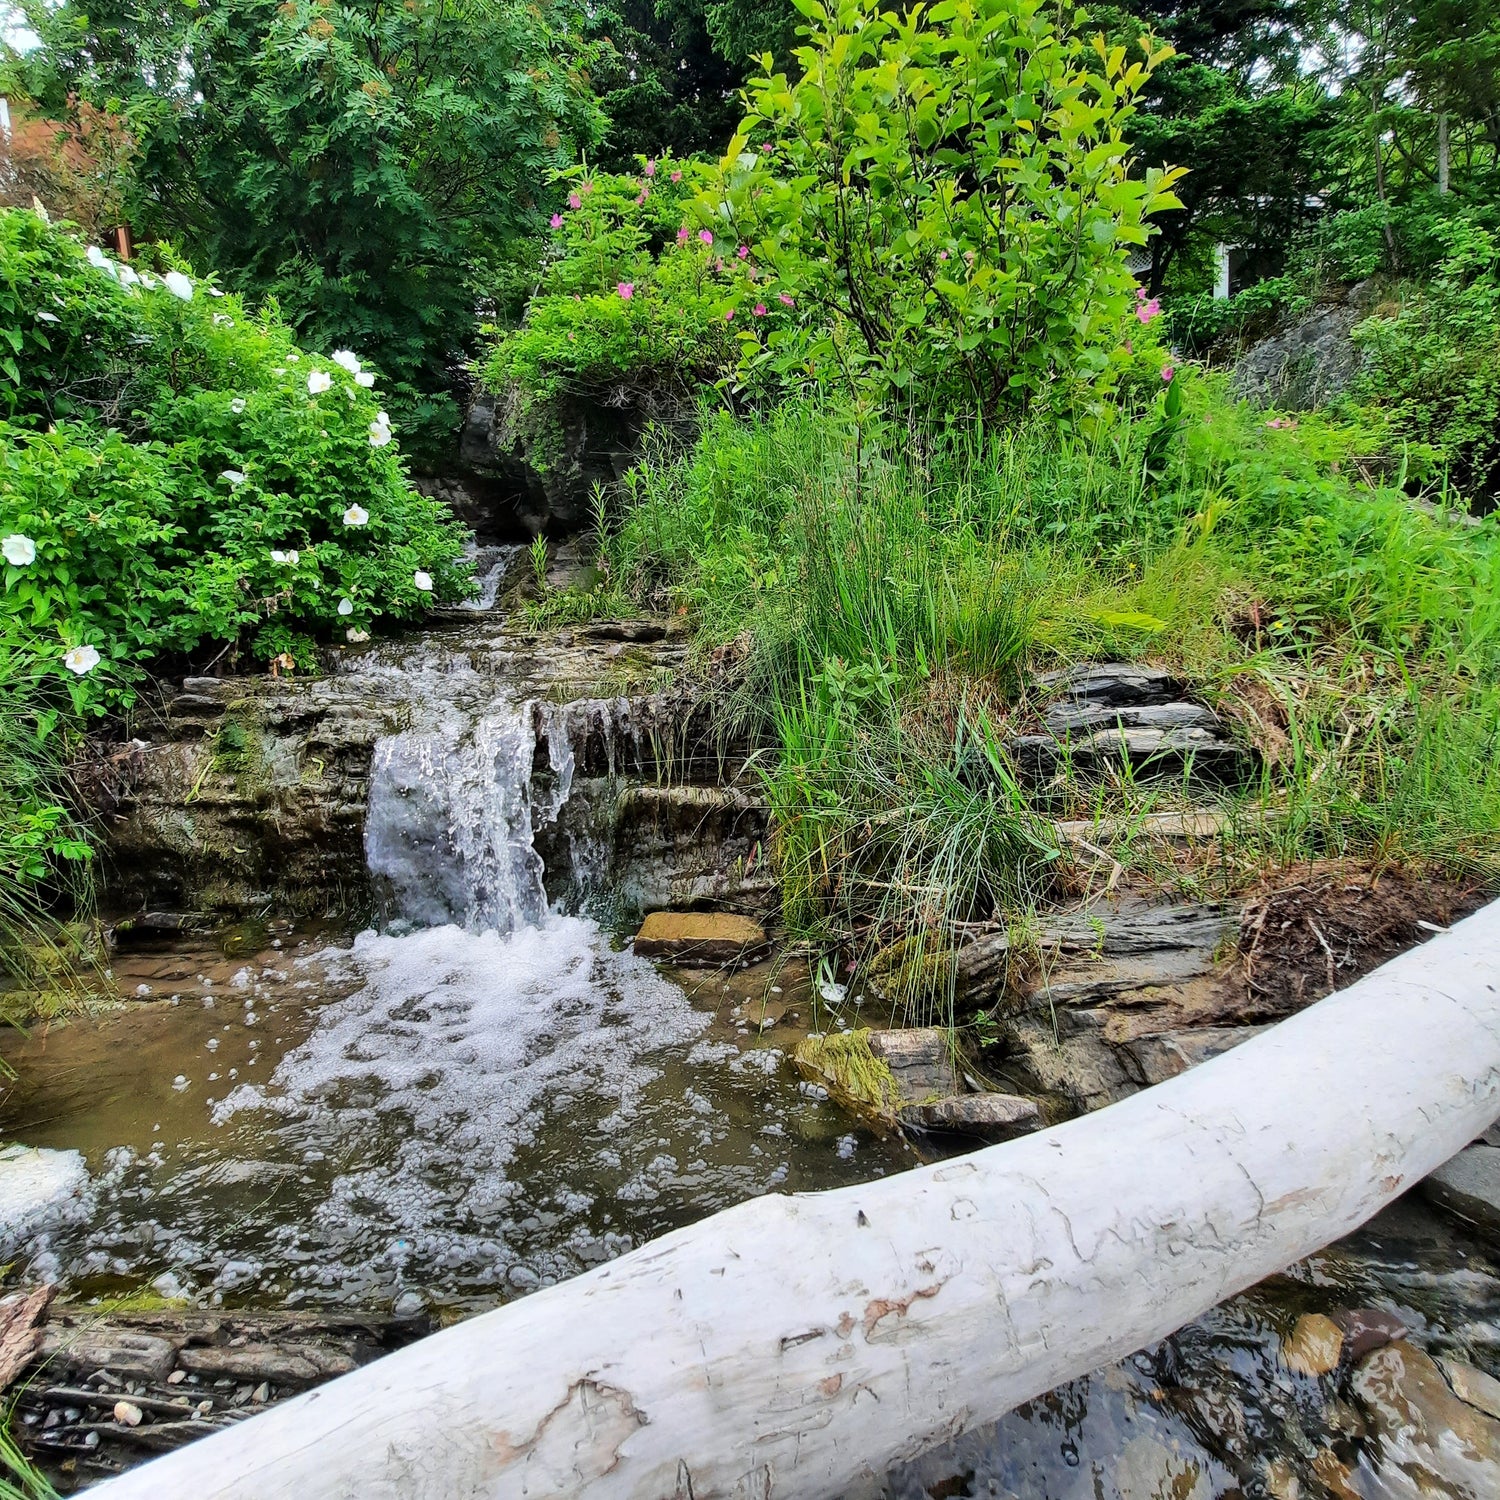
[2,567,1499,1496]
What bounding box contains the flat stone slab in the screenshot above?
[633,911,769,966]
[1043,701,1221,737]
[901,1093,1042,1142]
[1033,663,1180,706]
[866,1029,960,1102]
[1423,1145,1500,1239]
[37,1328,177,1384]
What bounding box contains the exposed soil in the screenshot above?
[1236,860,1489,1018]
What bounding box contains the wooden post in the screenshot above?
[90,902,1500,1500]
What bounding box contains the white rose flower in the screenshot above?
[307,371,332,395]
[64,644,101,675]
[346,627,370,643]
[368,423,392,448]
[163,270,194,301]
[355,371,376,387]
[270,549,287,564]
[331,350,361,375]
[343,504,369,527]
[230,398,246,414]
[2,533,37,566]
[36,310,59,324]
[286,352,300,362]
[221,469,247,486]
[413,571,433,592]
[377,411,391,427]
[338,598,354,616]
[286,548,300,565]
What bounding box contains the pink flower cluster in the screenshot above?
[1135,287,1161,324]
[1265,417,1299,429]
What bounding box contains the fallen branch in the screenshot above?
[93,902,1500,1500]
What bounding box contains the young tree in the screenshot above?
[14,0,607,449]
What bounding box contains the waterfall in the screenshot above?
[364,699,575,935]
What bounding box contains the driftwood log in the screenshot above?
[94,901,1500,1500]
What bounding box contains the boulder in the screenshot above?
[899,1093,1042,1142]
[866,1028,960,1102]
[1231,281,1381,409]
[632,911,769,966]
[1033,663,1182,707]
[1422,1145,1500,1240]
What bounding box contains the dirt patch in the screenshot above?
[1236,861,1488,1017]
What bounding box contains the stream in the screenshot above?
[3,566,1500,1495]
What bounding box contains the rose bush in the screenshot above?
[0,208,470,706]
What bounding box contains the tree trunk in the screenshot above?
[91,902,1500,1500]
[1438,111,1451,195]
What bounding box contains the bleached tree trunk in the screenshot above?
[94,902,1500,1500]
[1438,111,1451,195]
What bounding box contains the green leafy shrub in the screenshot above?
[481,158,745,472]
[1350,216,1500,505]
[0,208,470,704]
[705,0,1184,424]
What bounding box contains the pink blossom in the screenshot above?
[645,159,657,177]
[1161,365,1175,383]
[737,245,749,260]
[670,170,683,183]
[699,229,713,245]
[567,192,581,210]
[777,292,794,306]
[635,188,648,205]
[938,251,949,261]
[760,143,772,153]
[550,213,563,228]
[724,308,734,321]
[581,181,594,194]
[617,282,634,299]
[677,226,690,244]
[1136,287,1147,301]
[753,303,767,317]
[1135,297,1161,324]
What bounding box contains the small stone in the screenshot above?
[392,1290,425,1319]
[113,1400,143,1427]
[251,1382,270,1404]
[167,1370,186,1385]
[1283,1313,1344,1376]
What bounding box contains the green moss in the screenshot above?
[793,1029,900,1128]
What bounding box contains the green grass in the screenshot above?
[0,635,98,1029]
[571,380,1499,1026]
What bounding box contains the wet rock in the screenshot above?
[0,1144,90,1252]
[1282,1313,1344,1376]
[1440,1357,1500,1422]
[1422,1145,1500,1241]
[1118,1026,1270,1086]
[37,1329,175,1384]
[1003,1015,1139,1114]
[899,1093,1042,1143]
[1351,1339,1500,1496]
[866,1029,960,1102]
[1331,1308,1406,1362]
[632,911,769,966]
[113,1400,143,1426]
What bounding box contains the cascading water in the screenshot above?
[0,610,906,1309]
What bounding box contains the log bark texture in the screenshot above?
[93,901,1500,1500]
